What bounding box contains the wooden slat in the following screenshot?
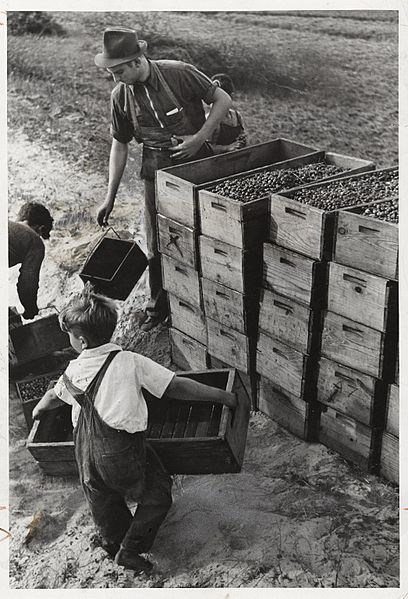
[263,243,328,308]
[202,278,258,335]
[162,255,202,308]
[385,384,399,437]
[169,294,207,345]
[380,432,399,484]
[200,236,263,294]
[321,311,394,379]
[157,214,197,268]
[327,262,397,331]
[206,318,253,373]
[169,328,209,370]
[316,356,387,427]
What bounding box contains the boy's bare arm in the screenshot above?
[164,376,237,408]
[32,388,66,420]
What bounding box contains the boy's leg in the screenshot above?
[118,444,173,556]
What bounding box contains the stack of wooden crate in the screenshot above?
[256,158,376,440]
[381,349,399,483]
[316,176,399,475]
[156,139,318,375]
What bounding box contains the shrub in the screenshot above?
[8,11,65,36]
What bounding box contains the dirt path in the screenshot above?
[7,128,399,589]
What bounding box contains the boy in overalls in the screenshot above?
[32,286,237,573]
[95,27,232,332]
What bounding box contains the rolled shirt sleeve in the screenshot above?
[135,353,175,399]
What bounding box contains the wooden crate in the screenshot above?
[380,432,399,484]
[200,151,374,249]
[200,236,263,294]
[270,165,394,262]
[316,356,388,428]
[158,214,198,269]
[206,317,255,374]
[257,375,320,441]
[156,138,318,228]
[258,288,322,355]
[263,243,328,309]
[168,294,207,345]
[318,405,382,473]
[209,355,257,410]
[385,383,399,437]
[15,371,63,431]
[27,369,251,476]
[256,332,317,400]
[334,196,398,280]
[327,262,398,332]
[321,310,397,381]
[9,314,71,366]
[169,328,209,371]
[161,254,202,309]
[202,278,258,336]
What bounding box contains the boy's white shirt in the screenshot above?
[53,342,175,433]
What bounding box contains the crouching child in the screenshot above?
[32,285,236,573]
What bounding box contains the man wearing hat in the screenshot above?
[95,27,232,331]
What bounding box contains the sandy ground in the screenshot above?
[7,129,399,589]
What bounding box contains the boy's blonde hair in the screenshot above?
[59,284,118,345]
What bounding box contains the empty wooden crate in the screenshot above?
[27,369,251,476]
[9,314,71,366]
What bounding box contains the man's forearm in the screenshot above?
[196,87,232,143]
[106,139,129,203]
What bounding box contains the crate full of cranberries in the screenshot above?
[269,166,397,261]
[15,370,62,431]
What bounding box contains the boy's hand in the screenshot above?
[32,404,44,421]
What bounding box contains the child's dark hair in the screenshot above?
[59,284,118,346]
[211,73,235,96]
[17,202,54,239]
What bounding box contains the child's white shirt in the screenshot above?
[53,343,175,433]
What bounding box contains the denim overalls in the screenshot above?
[63,350,173,556]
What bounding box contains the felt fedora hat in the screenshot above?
[94,27,146,68]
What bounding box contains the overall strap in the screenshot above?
[124,85,143,143]
[63,350,121,407]
[150,61,182,110]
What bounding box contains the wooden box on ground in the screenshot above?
[258,288,322,356]
[385,383,399,437]
[327,262,398,332]
[156,138,318,228]
[161,254,202,308]
[320,310,398,381]
[334,197,398,280]
[27,369,251,476]
[200,151,374,249]
[269,166,394,262]
[168,294,207,346]
[206,317,255,374]
[169,328,209,371]
[318,405,382,473]
[158,215,198,268]
[9,314,71,366]
[256,332,317,400]
[380,432,399,484]
[202,278,258,336]
[257,375,320,441]
[316,356,388,428]
[200,236,263,294]
[263,243,328,309]
[209,355,257,410]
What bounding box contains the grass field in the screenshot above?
[7,10,398,173]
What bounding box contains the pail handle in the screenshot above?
[39,304,60,315]
[86,226,122,257]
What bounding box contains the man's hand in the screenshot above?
[32,403,45,421]
[97,200,114,227]
[169,134,205,160]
